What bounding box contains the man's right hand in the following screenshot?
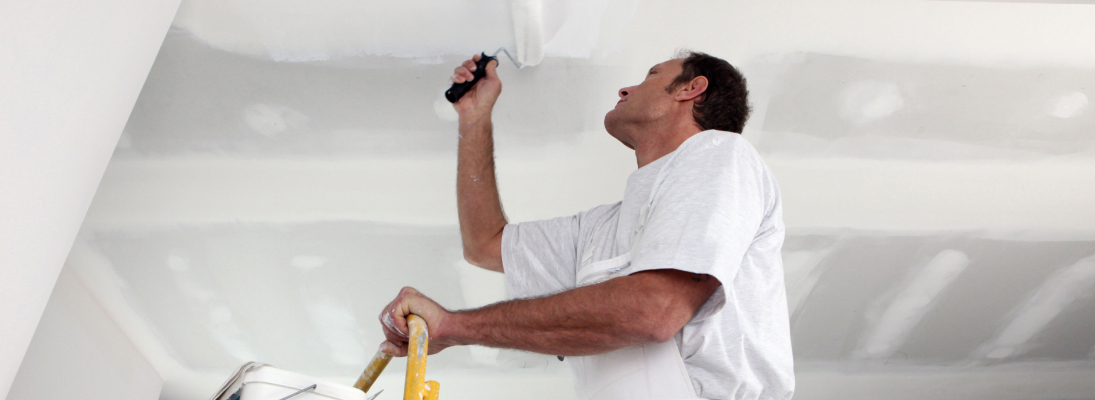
[451,54,501,120]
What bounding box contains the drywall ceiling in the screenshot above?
[56,0,1095,399]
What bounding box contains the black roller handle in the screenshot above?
[445,52,497,103]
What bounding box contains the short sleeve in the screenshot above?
[501,215,581,299]
[629,137,769,322]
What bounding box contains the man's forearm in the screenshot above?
[456,115,507,271]
[441,272,689,356]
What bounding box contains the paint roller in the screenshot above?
[445,0,545,103]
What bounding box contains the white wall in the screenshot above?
[40,0,1095,398]
[0,0,181,397]
[7,267,163,400]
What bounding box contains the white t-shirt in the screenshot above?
[501,130,794,400]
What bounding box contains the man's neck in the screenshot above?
[631,122,704,168]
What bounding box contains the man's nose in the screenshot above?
[618,87,632,98]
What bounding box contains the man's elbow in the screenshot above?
[462,247,486,266]
[626,269,721,344]
[635,301,692,344]
[463,246,503,272]
[463,229,505,272]
[646,317,686,344]
[632,320,682,344]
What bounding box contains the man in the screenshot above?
[379,51,794,400]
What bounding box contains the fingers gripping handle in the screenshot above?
[445,52,496,103]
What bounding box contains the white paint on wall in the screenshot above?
[171,0,1095,69]
[165,0,1095,68]
[978,254,1095,360]
[768,158,1095,233]
[82,156,1095,233]
[540,0,638,59]
[755,53,1095,161]
[413,56,448,65]
[839,81,904,125]
[292,255,329,273]
[627,0,1095,69]
[302,298,367,366]
[0,0,180,397]
[1050,91,1089,119]
[242,103,310,137]
[294,256,368,366]
[171,0,506,61]
[168,254,259,363]
[510,0,545,66]
[171,0,637,62]
[857,250,969,359]
[434,93,460,122]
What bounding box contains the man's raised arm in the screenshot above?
[452,54,506,272]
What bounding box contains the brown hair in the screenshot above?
[666,50,751,133]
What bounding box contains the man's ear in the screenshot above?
[675,76,708,102]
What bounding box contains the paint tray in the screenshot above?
[211,363,366,400]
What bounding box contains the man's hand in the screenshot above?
[377,287,457,356]
[451,54,501,121]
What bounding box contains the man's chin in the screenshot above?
[603,111,621,133]
[603,122,633,150]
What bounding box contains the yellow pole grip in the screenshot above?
[404,315,430,400]
[353,349,392,393]
[424,380,440,400]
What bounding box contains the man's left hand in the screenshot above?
[377,287,457,356]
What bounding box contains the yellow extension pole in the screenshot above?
[424,380,440,400]
[404,314,440,400]
[353,349,392,393]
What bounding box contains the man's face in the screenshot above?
[604,58,685,145]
